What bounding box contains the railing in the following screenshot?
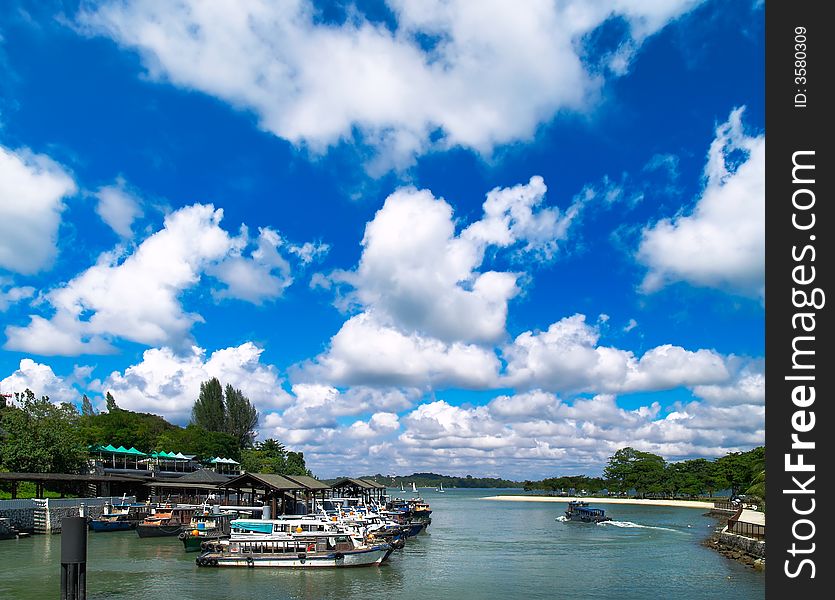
[729,520,765,540]
[36,496,137,509]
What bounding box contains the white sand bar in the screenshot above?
[481,495,715,509]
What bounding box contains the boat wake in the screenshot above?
[598,520,682,533]
[555,516,568,522]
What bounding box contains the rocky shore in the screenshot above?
[703,512,765,570]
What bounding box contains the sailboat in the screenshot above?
[400,481,405,493]
[411,482,418,494]
[436,482,445,493]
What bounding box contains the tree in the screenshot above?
[155,425,239,461]
[239,438,310,476]
[81,395,96,417]
[105,391,119,413]
[80,407,177,451]
[191,378,226,432]
[0,390,87,474]
[241,438,287,473]
[604,447,666,497]
[285,451,311,477]
[223,384,258,448]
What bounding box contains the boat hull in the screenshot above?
[197,546,392,568]
[137,524,186,538]
[90,520,137,532]
[181,533,227,552]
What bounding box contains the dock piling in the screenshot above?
[60,516,87,600]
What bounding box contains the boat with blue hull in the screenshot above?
[562,501,612,523]
[89,503,152,532]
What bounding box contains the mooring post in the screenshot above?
[60,516,87,600]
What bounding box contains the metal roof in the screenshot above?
[358,478,387,489]
[219,472,309,491]
[330,477,375,490]
[171,468,231,484]
[283,475,331,490]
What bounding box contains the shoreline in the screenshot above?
[480,495,715,509]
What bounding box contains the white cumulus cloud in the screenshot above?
[78,0,702,171]
[101,342,290,422]
[4,204,317,355]
[0,145,77,274]
[502,314,729,393]
[0,358,79,404]
[638,107,765,298]
[95,177,144,238]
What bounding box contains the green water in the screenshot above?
[0,489,764,599]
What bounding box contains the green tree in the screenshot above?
[241,438,287,473]
[604,447,667,497]
[155,424,239,461]
[285,451,311,477]
[239,439,310,476]
[0,390,87,473]
[191,378,226,432]
[81,394,96,417]
[223,384,258,448]
[105,391,119,412]
[80,408,177,451]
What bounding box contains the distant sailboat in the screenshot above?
[411,482,418,494]
[400,481,405,492]
[436,482,445,493]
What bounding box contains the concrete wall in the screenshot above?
[0,496,136,535]
[0,507,35,532]
[718,530,766,559]
[0,517,20,538]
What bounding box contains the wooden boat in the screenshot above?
[89,503,152,532]
[196,533,393,568]
[137,506,197,538]
[179,511,232,552]
[563,501,612,523]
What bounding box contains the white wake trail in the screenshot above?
[598,520,683,533]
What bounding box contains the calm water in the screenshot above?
[0,489,764,599]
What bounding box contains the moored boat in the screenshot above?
[137,506,197,538]
[196,533,393,568]
[562,501,612,523]
[179,510,232,552]
[89,503,152,532]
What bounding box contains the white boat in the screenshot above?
[400,482,405,492]
[411,482,418,494]
[196,533,393,568]
[230,516,339,540]
[436,482,445,493]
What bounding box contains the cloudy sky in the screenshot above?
[0,0,764,478]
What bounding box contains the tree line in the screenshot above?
[358,472,523,489]
[0,379,309,479]
[523,446,765,504]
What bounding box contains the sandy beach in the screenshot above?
[481,495,715,509]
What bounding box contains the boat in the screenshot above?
[411,482,418,494]
[400,482,405,492]
[562,501,612,523]
[196,533,394,568]
[89,502,152,532]
[179,510,233,552]
[436,482,445,493]
[137,506,197,538]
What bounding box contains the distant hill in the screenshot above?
[327,472,523,489]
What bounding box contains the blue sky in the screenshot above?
[0,0,764,478]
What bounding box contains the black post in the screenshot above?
[60,516,87,600]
